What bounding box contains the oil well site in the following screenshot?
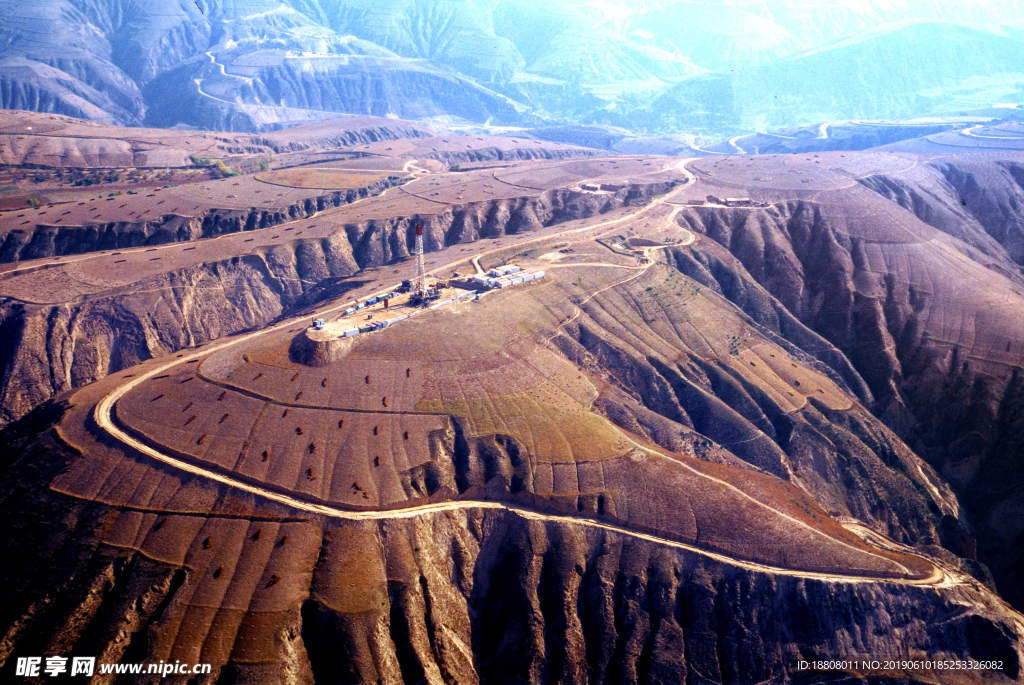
[0,108,1023,683]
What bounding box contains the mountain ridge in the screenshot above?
[4,1,1024,135]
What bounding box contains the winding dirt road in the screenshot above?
[86,174,962,589]
[94,358,946,587]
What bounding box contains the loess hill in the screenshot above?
[1,111,1024,683]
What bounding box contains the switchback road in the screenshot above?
[88,170,954,589]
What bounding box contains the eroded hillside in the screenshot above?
[1,113,1024,682]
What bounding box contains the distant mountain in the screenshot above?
[2,0,1024,134]
[648,22,1024,133]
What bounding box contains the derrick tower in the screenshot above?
[415,223,427,295]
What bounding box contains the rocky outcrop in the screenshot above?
[289,330,356,368]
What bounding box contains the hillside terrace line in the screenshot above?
[79,168,970,589]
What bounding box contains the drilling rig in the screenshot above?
[415,223,427,295]
[408,222,440,306]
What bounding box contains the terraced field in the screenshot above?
[254,169,391,189]
[101,255,935,580]
[2,112,1023,683]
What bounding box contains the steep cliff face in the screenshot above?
[425,145,597,167]
[258,122,431,154]
[0,176,403,263]
[671,190,1024,609]
[0,255,317,424]
[309,514,1021,685]
[859,159,1024,269]
[854,159,1024,610]
[0,182,673,425]
[0,65,125,124]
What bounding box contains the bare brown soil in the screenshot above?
[254,169,389,189]
[1,112,1023,682]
